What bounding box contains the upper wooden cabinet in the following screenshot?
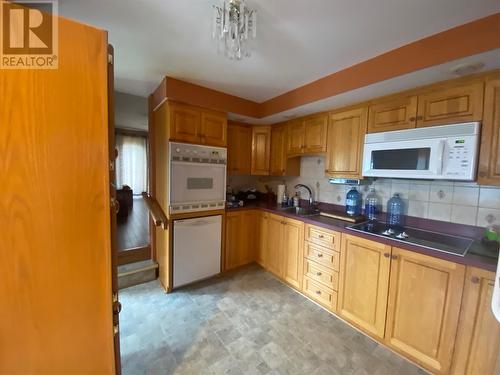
[367,96,418,133]
[385,248,465,375]
[227,123,252,175]
[452,267,500,375]
[478,79,500,185]
[270,125,300,176]
[251,125,271,175]
[338,234,391,339]
[416,82,484,128]
[286,114,328,156]
[169,101,227,146]
[326,107,368,179]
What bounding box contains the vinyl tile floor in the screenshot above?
[119,264,427,375]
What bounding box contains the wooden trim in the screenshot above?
[151,13,500,119]
[148,94,157,262]
[117,246,151,265]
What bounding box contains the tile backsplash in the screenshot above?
[228,156,500,229]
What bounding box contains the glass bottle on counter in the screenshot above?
[364,187,379,220]
[346,187,362,216]
[387,193,405,228]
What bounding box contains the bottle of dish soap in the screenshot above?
[346,187,362,216]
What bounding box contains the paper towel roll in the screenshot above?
[277,185,285,204]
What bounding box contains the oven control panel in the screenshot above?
[170,142,227,164]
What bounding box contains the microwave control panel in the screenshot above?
[442,135,478,179]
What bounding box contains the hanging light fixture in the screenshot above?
[212,0,257,60]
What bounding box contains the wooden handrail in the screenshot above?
[142,192,168,230]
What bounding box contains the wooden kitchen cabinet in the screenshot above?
[367,95,418,133]
[169,101,227,146]
[478,78,500,186]
[326,107,368,179]
[265,213,284,277]
[286,114,328,156]
[338,234,391,339]
[251,125,271,175]
[257,212,268,267]
[451,267,500,375]
[416,82,484,128]
[385,247,465,375]
[270,124,300,176]
[225,210,260,270]
[227,123,252,175]
[282,218,304,289]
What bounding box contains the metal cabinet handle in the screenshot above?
[384,253,390,258]
[409,117,416,122]
[471,276,480,284]
[391,255,398,260]
[318,234,324,239]
[316,272,322,276]
[315,290,321,295]
[317,253,323,258]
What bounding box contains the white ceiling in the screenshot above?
[59,0,500,104]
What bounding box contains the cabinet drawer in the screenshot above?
[303,276,337,311]
[304,258,339,291]
[305,224,340,250]
[304,242,339,271]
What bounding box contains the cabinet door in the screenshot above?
[367,96,417,133]
[416,82,484,128]
[225,212,243,270]
[241,210,260,265]
[227,125,238,174]
[287,120,305,156]
[452,267,500,375]
[385,247,465,374]
[201,111,227,147]
[266,214,284,277]
[478,79,500,186]
[282,218,304,290]
[251,126,271,175]
[338,234,391,339]
[303,114,328,153]
[270,126,286,176]
[169,102,201,144]
[257,213,268,267]
[326,107,368,178]
[237,126,252,174]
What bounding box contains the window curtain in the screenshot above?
[116,134,148,194]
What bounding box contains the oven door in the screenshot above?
[170,161,226,212]
[362,138,445,179]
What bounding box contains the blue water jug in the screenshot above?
[346,187,362,216]
[387,193,405,227]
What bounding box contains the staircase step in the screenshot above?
[118,260,158,289]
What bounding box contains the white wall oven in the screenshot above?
[362,122,480,180]
[169,142,226,214]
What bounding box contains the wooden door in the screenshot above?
[303,114,328,153]
[237,126,252,174]
[338,234,391,339]
[169,102,201,144]
[478,79,500,185]
[0,16,115,374]
[251,126,271,175]
[326,107,368,178]
[282,218,304,290]
[200,110,227,147]
[452,267,500,375]
[257,212,268,267]
[266,214,284,277]
[225,212,244,270]
[385,247,465,374]
[241,210,260,264]
[416,82,484,127]
[367,96,418,133]
[287,120,305,156]
[270,125,286,175]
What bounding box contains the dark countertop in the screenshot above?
[228,202,499,272]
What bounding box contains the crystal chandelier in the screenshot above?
[212,0,257,60]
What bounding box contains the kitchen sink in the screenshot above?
[277,206,321,217]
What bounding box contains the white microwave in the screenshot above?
[362,122,480,180]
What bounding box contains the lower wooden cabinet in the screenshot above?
[303,276,337,311]
[263,213,284,277]
[338,234,391,339]
[385,247,465,375]
[282,218,304,289]
[451,267,500,375]
[225,210,260,271]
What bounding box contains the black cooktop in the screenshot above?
[347,221,473,256]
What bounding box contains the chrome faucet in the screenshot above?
[294,184,314,207]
